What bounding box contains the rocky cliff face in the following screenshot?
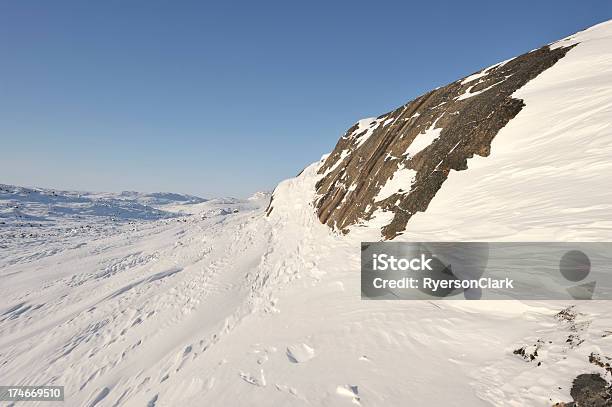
[314,44,574,240]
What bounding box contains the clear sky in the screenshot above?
[1,1,610,198]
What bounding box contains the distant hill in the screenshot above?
[0,183,206,223]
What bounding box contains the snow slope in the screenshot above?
[402,20,612,241]
[2,163,609,407]
[1,21,612,407]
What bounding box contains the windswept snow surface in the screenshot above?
[2,163,610,407]
[2,21,612,407]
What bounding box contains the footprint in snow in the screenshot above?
[286,343,315,363]
[239,369,266,387]
[336,385,360,405]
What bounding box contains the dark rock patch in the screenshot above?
[554,373,612,406]
[513,339,544,362]
[556,306,579,323]
[589,353,612,375]
[570,374,612,406]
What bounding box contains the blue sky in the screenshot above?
[1,1,610,198]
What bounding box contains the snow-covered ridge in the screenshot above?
[1,183,206,208]
[0,183,207,225]
[312,19,612,241]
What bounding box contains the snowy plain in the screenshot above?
[1,20,612,407]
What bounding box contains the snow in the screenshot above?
[461,56,516,85]
[456,79,504,100]
[404,116,443,157]
[286,343,316,363]
[1,21,612,407]
[374,164,417,202]
[248,191,272,201]
[350,117,386,148]
[382,117,395,127]
[461,69,490,85]
[321,149,350,176]
[547,20,612,50]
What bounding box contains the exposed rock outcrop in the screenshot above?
[314,44,574,239]
[554,373,612,407]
